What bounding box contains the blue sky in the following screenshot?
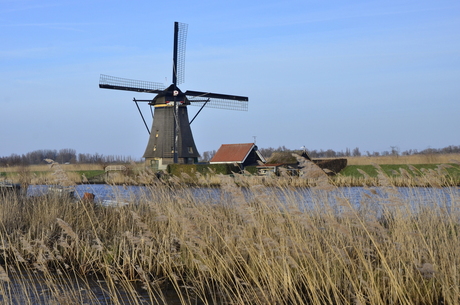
[1,0,459,158]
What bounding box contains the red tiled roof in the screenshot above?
[210,143,255,163]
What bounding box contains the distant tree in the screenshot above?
[57,148,77,164]
[420,148,437,155]
[199,150,217,162]
[258,147,275,160]
[77,153,89,163]
[402,149,413,156]
[325,149,336,158]
[352,147,361,157]
[43,150,58,162]
[308,150,320,158]
[23,149,56,164]
[8,154,23,166]
[443,145,459,153]
[345,148,351,157]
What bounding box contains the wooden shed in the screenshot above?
[210,143,266,170]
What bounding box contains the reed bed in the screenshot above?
[333,163,460,187]
[0,163,106,186]
[1,162,460,304]
[3,153,460,187]
[347,153,460,165]
[0,163,105,173]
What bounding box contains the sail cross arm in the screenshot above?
[184,90,248,101]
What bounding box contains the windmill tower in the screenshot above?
[99,22,248,170]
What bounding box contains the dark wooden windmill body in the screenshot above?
[99,22,248,170]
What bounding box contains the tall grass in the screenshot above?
[347,153,460,165]
[1,163,107,186]
[0,163,105,173]
[0,162,459,304]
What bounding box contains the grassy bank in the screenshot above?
[0,169,460,304]
[0,163,106,185]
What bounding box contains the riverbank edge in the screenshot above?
[2,162,460,188]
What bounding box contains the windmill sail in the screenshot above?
[187,94,248,111]
[173,22,188,86]
[99,74,165,93]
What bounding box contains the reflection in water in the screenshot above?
[27,184,459,210]
[2,267,183,305]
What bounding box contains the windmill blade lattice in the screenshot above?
[174,22,188,85]
[187,96,248,111]
[99,74,165,93]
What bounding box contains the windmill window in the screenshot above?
[155,131,159,138]
[153,145,157,151]
[188,147,193,153]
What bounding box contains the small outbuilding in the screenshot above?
[256,163,299,176]
[210,143,266,170]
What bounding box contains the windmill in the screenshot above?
[99,22,248,170]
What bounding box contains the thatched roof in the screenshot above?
[267,152,298,164]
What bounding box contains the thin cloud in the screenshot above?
[227,3,460,31]
[1,22,108,32]
[0,45,58,59]
[0,2,62,14]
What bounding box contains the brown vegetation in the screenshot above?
[2,153,460,189]
[347,153,460,165]
[0,163,105,173]
[0,160,460,303]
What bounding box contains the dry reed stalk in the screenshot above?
[56,218,78,240]
[44,159,75,187]
[1,163,105,173]
[0,171,459,304]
